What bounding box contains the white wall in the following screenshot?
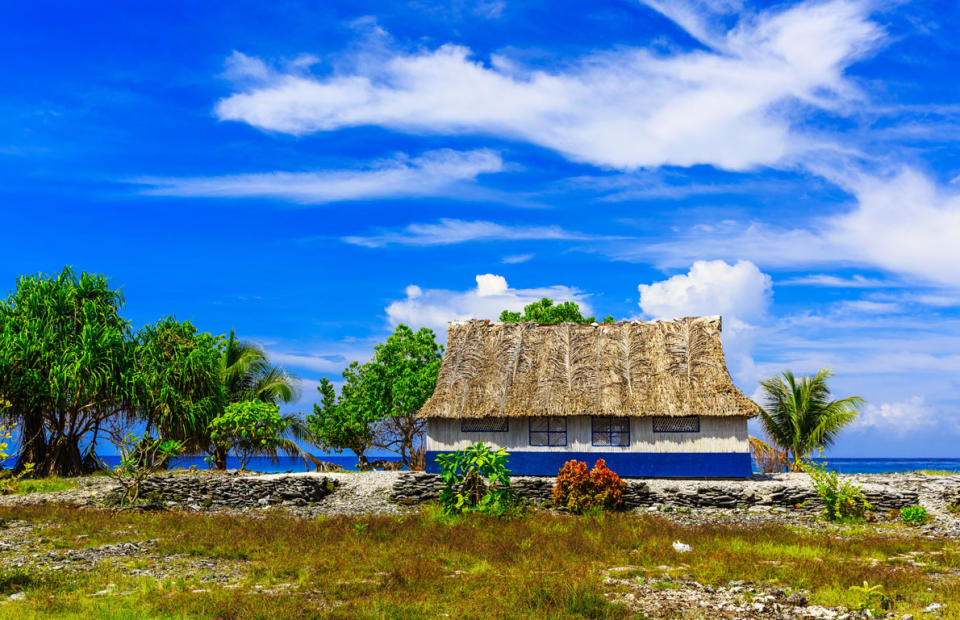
[426,415,749,453]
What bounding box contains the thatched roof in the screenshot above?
[419,316,760,419]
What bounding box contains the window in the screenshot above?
[592,416,630,447]
[460,418,508,433]
[652,416,700,433]
[529,417,567,446]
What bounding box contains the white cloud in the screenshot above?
[133,149,502,204]
[343,218,603,248]
[638,259,772,322]
[214,0,881,171]
[385,274,591,336]
[777,274,902,288]
[502,253,533,264]
[855,396,937,434]
[635,169,960,289]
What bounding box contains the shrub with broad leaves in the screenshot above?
[900,505,929,525]
[436,442,520,516]
[799,456,871,521]
[553,458,625,514]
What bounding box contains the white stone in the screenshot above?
[672,541,692,553]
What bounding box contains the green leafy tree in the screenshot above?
[0,267,134,476]
[365,324,443,469]
[307,370,378,468]
[307,324,443,470]
[759,369,863,470]
[499,298,613,324]
[134,317,224,450]
[209,401,289,471]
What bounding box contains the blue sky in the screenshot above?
[3,0,960,457]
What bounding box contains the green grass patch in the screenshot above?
[4,476,79,495]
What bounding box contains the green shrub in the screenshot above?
[436,442,520,516]
[900,505,929,525]
[209,401,289,471]
[799,457,871,521]
[552,459,625,514]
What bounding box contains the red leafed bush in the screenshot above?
[553,458,625,514]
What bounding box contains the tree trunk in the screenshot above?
[213,445,228,470]
[15,415,48,475]
[42,435,85,477]
[355,451,370,471]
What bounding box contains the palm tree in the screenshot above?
[210,329,301,469]
[759,369,863,471]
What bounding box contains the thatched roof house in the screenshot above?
[421,317,758,478]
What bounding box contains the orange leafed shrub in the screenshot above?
[553,458,625,513]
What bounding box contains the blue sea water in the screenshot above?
[4,455,960,475]
[0,455,401,474]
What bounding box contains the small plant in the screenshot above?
[99,431,184,507]
[849,581,888,614]
[552,458,625,514]
[799,457,871,521]
[948,502,960,515]
[900,505,929,525]
[0,422,34,494]
[436,442,519,516]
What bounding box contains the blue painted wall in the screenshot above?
[425,451,752,478]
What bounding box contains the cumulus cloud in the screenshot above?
[855,396,937,434]
[343,218,608,248]
[214,0,881,171]
[133,149,502,204]
[638,259,772,322]
[385,274,591,336]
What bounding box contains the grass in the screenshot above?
[1,476,79,495]
[915,470,960,476]
[0,503,958,618]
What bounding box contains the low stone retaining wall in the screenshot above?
[390,472,920,513]
[130,474,339,509]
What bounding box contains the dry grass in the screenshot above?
[1,504,958,619]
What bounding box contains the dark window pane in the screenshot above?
[461,418,508,432]
[610,432,629,447]
[593,417,610,433]
[613,418,630,433]
[529,432,549,446]
[593,432,610,446]
[548,417,565,432]
[530,418,549,432]
[548,432,567,446]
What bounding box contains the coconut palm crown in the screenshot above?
[759,369,863,470]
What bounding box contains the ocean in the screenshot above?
[4,455,960,475]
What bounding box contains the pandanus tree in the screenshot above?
[134,317,224,451]
[758,369,863,471]
[0,267,133,476]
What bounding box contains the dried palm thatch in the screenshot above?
[420,316,760,419]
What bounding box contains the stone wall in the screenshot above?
[389,472,919,513]
[129,474,339,509]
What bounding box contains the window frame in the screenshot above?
[652,415,700,433]
[460,418,509,433]
[528,416,568,447]
[591,416,631,447]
